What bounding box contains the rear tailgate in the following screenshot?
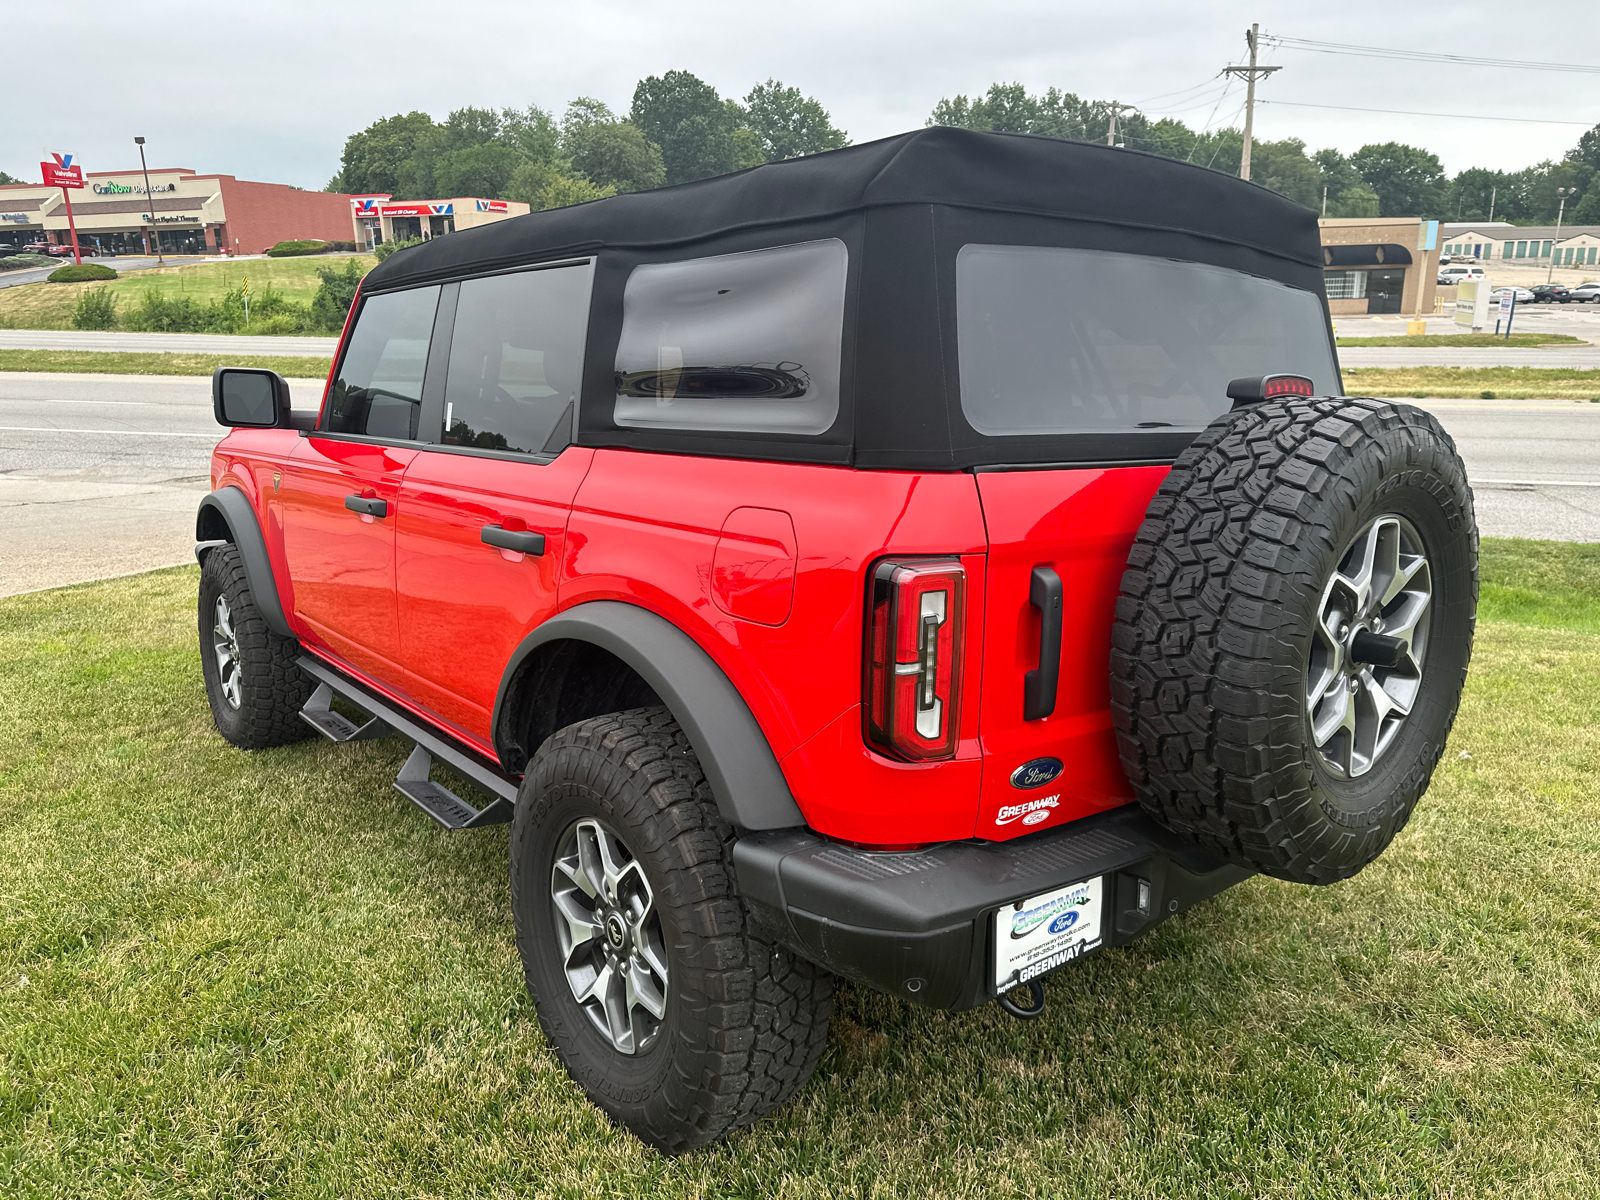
[973,465,1169,839]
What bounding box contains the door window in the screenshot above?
[442,263,594,455]
[325,285,441,439]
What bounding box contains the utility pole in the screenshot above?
[1322,185,1328,217]
[1548,187,1573,282]
[1223,23,1281,182]
[1104,102,1134,147]
[1488,185,1496,222]
[134,136,164,266]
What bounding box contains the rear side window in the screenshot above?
[325,285,441,439]
[955,245,1338,436]
[442,263,594,455]
[613,238,847,435]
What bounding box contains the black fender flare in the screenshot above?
[195,487,294,639]
[494,601,806,833]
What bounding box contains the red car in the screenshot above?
[198,129,1479,1152]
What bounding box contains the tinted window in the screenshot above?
[956,245,1339,436]
[325,286,440,439]
[442,263,593,455]
[613,239,847,435]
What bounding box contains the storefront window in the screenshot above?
[1324,270,1368,300]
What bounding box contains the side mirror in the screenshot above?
[213,367,290,428]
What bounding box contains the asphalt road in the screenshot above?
[0,329,338,356]
[0,256,168,290]
[2,375,1596,598]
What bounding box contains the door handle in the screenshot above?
[344,494,388,518]
[481,524,546,556]
[1023,565,1062,721]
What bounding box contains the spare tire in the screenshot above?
[1110,396,1478,885]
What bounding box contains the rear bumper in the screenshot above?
[733,804,1252,1011]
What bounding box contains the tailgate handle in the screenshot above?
[1024,565,1063,721]
[481,525,546,556]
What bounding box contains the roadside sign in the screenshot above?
[40,153,84,189]
[1498,291,1513,320]
[1454,280,1492,332]
[40,153,84,265]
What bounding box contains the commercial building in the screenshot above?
[1439,222,1600,267]
[1318,217,1440,316]
[0,166,359,256]
[349,195,530,249]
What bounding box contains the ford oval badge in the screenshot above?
[1010,757,1064,790]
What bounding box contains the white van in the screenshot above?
[1439,264,1487,286]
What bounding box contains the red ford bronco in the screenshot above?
[198,128,1477,1152]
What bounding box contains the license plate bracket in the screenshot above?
[993,875,1104,991]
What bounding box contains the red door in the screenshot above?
[393,448,594,747]
[279,436,415,681]
[972,466,1169,839]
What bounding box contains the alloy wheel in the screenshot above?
[1306,514,1433,778]
[212,594,242,710]
[550,818,669,1055]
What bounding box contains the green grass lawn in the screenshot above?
[0,255,373,333]
[1335,333,1587,347]
[1,540,1597,1197]
[0,349,332,379]
[1343,366,1600,400]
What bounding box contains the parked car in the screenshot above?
[1568,281,1600,302]
[1438,264,1486,286]
[22,240,51,255]
[1529,283,1572,303]
[1489,286,1535,304]
[195,128,1480,1153]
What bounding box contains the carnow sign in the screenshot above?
[40,152,83,189]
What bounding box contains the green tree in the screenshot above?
[1248,138,1322,210]
[560,98,665,193]
[502,105,561,164]
[1349,142,1448,218]
[337,111,438,197]
[0,170,21,185]
[431,142,522,199]
[507,159,615,211]
[743,80,847,161]
[927,83,1091,140]
[631,71,750,185]
[310,259,365,331]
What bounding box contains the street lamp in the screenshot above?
[134,136,164,266]
[1547,186,1574,283]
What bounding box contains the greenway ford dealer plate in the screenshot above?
[994,876,1103,990]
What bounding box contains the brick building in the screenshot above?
[0,167,360,256]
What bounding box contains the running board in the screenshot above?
[300,682,392,742]
[297,656,520,831]
[393,745,512,829]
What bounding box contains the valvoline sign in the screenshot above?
[40,152,83,189]
[475,199,507,213]
[381,202,453,217]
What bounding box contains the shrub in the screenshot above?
[266,239,329,257]
[47,263,118,283]
[71,287,119,331]
[124,291,215,333]
[1481,390,1496,399]
[372,237,423,262]
[310,259,367,332]
[324,241,357,253]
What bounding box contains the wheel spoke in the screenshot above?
[552,890,601,963]
[555,853,598,900]
[593,829,628,900]
[625,957,667,1020]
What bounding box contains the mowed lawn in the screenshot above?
[1,541,1597,1198]
[0,255,373,332]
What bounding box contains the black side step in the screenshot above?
[297,656,520,830]
[393,745,512,829]
[300,682,392,743]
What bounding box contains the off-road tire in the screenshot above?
[198,544,313,749]
[510,707,833,1154]
[1111,397,1478,885]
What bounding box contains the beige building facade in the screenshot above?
[349,195,530,250]
[1318,217,1440,317]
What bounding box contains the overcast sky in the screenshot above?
[8,0,1594,190]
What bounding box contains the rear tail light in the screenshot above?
[1226,373,1316,407]
[864,558,965,761]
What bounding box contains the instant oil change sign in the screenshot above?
[995,877,1104,989]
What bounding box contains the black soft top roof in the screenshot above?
[360,127,1333,470]
[364,126,1322,291]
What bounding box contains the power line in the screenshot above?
[1260,98,1593,126]
[1261,35,1600,76]
[1129,73,1226,108]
